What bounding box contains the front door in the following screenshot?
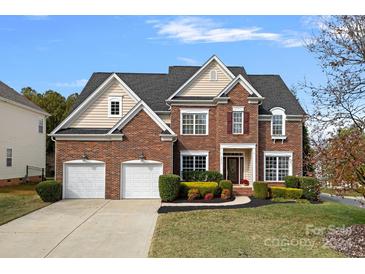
[227,158,239,184]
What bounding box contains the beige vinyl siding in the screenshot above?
[180,60,232,97]
[158,114,171,124]
[71,80,137,128]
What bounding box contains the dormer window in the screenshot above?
[270,107,286,140]
[210,70,218,81]
[108,97,122,117]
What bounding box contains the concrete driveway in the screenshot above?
[0,199,160,258]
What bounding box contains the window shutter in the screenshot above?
[227,112,232,134]
[244,111,250,134]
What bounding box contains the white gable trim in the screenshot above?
[50,73,141,135]
[0,96,50,116]
[108,100,176,136]
[166,55,235,101]
[216,75,264,99]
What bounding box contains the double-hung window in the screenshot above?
[264,152,292,182]
[181,151,209,178]
[181,109,208,135]
[272,115,283,135]
[6,148,12,167]
[108,97,122,117]
[232,107,244,134]
[38,119,44,133]
[270,107,286,137]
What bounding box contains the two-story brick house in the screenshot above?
[50,55,305,199]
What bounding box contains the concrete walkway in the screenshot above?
[0,199,160,258]
[320,193,365,209]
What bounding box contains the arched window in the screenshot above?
[210,70,218,81]
[270,107,286,136]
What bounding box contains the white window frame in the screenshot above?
[270,107,286,137]
[210,70,218,81]
[180,108,209,136]
[38,118,44,133]
[232,106,244,135]
[6,148,12,167]
[108,97,122,118]
[263,151,293,182]
[180,150,209,177]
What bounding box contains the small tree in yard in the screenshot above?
[312,128,365,198]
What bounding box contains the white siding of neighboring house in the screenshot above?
[70,79,137,128]
[0,100,47,180]
[179,60,232,97]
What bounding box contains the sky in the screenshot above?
[0,15,326,112]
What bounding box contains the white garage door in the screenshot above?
[122,163,163,199]
[64,163,105,199]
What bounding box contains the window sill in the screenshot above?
[271,135,287,140]
[181,134,208,136]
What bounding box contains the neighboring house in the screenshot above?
[0,81,49,186]
[50,55,306,199]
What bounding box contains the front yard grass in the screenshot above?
[0,183,50,225]
[149,202,365,257]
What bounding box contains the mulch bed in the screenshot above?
[158,197,295,214]
[325,224,365,257]
[166,196,235,204]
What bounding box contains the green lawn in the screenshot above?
[321,187,363,197]
[149,202,365,258]
[0,184,50,225]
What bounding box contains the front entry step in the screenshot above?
[233,186,253,196]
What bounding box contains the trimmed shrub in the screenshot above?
[204,193,214,201]
[270,186,303,199]
[205,171,224,182]
[159,174,181,202]
[298,176,320,201]
[35,180,62,202]
[284,176,300,188]
[182,170,223,182]
[180,182,218,198]
[253,181,269,199]
[218,180,233,193]
[187,188,200,201]
[221,189,231,200]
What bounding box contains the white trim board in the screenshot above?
[0,96,50,116]
[166,55,235,101]
[50,73,140,135]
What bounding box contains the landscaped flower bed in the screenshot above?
[158,172,234,203]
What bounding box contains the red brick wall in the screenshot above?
[171,83,259,176]
[55,110,173,199]
[0,176,42,187]
[258,120,303,181]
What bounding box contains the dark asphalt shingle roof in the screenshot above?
[0,81,47,114]
[248,75,306,115]
[70,65,305,115]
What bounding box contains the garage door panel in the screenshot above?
[65,164,105,199]
[123,163,162,199]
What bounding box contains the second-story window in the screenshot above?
[272,115,283,135]
[232,107,244,134]
[270,107,286,136]
[38,119,43,133]
[108,97,122,117]
[181,109,208,135]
